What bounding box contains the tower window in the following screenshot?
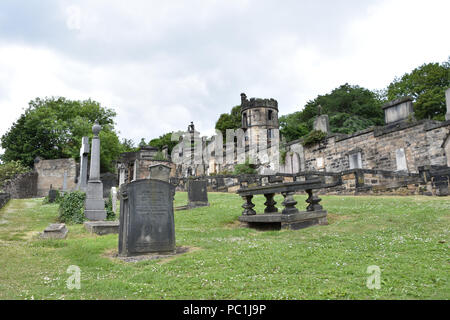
[268,110,273,120]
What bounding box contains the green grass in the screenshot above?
[0,193,449,300]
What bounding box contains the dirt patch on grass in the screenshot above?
[224,220,241,229]
[326,213,352,225]
[103,246,200,263]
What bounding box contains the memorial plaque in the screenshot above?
[119,179,176,256]
[187,180,209,208]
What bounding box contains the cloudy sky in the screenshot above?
[0,0,449,147]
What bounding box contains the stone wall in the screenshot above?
[3,171,38,199]
[170,169,449,196]
[287,120,450,174]
[0,193,10,210]
[34,158,78,196]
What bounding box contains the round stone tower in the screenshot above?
[240,93,279,148]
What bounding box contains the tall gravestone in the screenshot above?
[187,180,209,208]
[84,122,107,221]
[118,179,176,256]
[111,187,117,215]
[78,136,90,191]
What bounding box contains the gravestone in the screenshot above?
[111,187,117,215]
[84,122,107,221]
[40,223,68,239]
[62,170,68,194]
[148,163,171,182]
[119,179,176,256]
[187,180,209,208]
[313,115,330,134]
[78,136,90,191]
[396,148,408,172]
[48,185,58,203]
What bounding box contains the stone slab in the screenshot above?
[40,223,68,239]
[84,221,119,235]
[238,210,328,231]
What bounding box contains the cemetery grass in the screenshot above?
[0,194,449,300]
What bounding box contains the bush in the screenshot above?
[58,191,86,224]
[302,130,328,147]
[0,161,30,191]
[233,158,257,175]
[105,193,116,220]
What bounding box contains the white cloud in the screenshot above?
[0,0,449,154]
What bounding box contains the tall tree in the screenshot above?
[280,84,384,142]
[387,58,450,120]
[215,105,242,140]
[1,97,121,172]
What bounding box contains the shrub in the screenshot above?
[233,158,257,175]
[302,130,328,147]
[0,161,30,191]
[105,193,116,220]
[58,191,86,224]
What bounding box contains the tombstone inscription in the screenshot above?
[118,179,176,256]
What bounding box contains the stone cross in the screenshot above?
[78,136,90,192]
[84,122,107,221]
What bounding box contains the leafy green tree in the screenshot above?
[1,97,121,172]
[387,58,450,120]
[215,105,242,139]
[280,84,384,142]
[149,132,181,154]
[0,160,30,190]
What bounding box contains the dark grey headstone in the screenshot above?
[119,179,175,256]
[187,180,209,208]
[48,189,59,203]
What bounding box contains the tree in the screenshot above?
[1,97,122,172]
[387,58,450,120]
[215,105,242,139]
[280,84,384,142]
[149,132,181,154]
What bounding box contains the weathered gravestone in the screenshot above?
[148,163,171,182]
[48,185,59,203]
[187,180,209,208]
[111,187,117,215]
[118,179,176,256]
[40,223,68,239]
[77,136,90,192]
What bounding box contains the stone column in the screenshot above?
[84,122,106,221]
[78,136,90,192]
[111,187,117,215]
[445,88,450,121]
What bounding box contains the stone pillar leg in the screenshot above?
[281,191,298,214]
[263,193,278,213]
[306,189,323,211]
[242,195,256,216]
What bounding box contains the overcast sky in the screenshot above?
[0,0,449,147]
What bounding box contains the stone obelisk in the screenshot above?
[84,122,106,221]
[77,136,90,192]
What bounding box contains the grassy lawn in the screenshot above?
[0,192,448,300]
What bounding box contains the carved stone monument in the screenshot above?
[77,137,90,191]
[119,179,176,256]
[313,114,330,134]
[148,163,171,182]
[84,122,107,221]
